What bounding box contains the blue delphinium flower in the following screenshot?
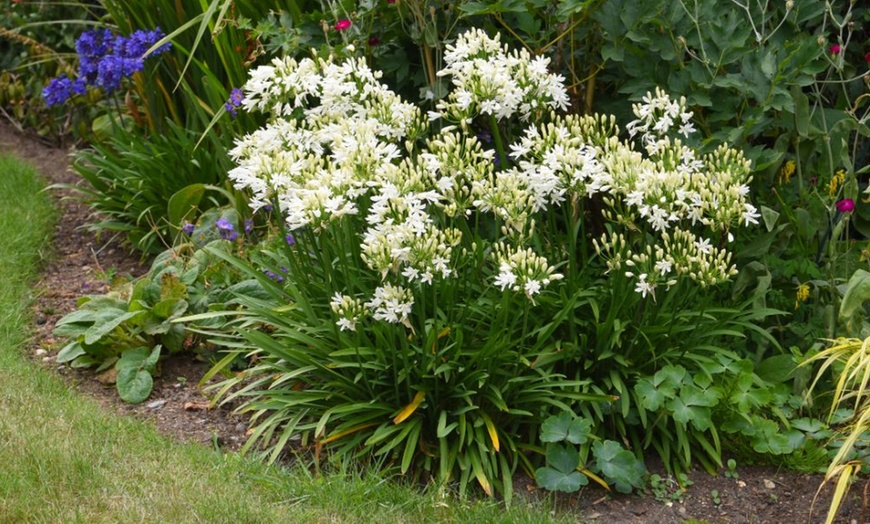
[75,29,114,85]
[216,218,238,241]
[43,75,75,107]
[285,233,296,246]
[225,87,244,118]
[44,27,172,106]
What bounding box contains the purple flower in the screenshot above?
[44,27,172,106]
[43,75,75,107]
[97,55,144,92]
[836,198,855,213]
[263,269,285,283]
[244,219,253,234]
[182,222,195,234]
[116,28,171,59]
[225,87,244,118]
[216,218,238,241]
[285,233,296,246]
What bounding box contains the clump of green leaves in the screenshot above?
[535,412,646,493]
[53,238,251,402]
[534,412,646,494]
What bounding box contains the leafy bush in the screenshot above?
[592,0,870,347]
[66,120,237,254]
[198,29,775,498]
[53,233,255,402]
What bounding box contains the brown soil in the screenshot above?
[1,121,867,523]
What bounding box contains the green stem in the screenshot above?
[489,115,507,169]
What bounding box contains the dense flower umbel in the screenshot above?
[43,28,171,106]
[432,28,569,125]
[229,29,758,329]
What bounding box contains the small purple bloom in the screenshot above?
[43,75,75,107]
[285,233,296,246]
[225,87,244,119]
[263,269,285,283]
[836,198,855,213]
[244,219,253,234]
[182,222,195,234]
[216,218,238,241]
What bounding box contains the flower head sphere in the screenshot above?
[836,198,855,213]
[335,19,352,31]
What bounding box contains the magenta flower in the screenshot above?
[865,51,870,63]
[335,19,352,31]
[836,198,855,213]
[830,44,841,55]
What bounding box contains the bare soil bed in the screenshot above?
[2,120,867,523]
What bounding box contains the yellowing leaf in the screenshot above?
[393,390,425,424]
[481,412,500,452]
[318,422,380,445]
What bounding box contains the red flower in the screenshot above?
[830,44,841,55]
[387,0,396,3]
[335,19,352,31]
[368,36,380,47]
[865,51,870,63]
[836,198,855,213]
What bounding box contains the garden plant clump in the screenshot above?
[200,28,780,500]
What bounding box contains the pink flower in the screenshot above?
[830,44,841,55]
[836,198,855,213]
[335,19,352,31]
[387,0,396,3]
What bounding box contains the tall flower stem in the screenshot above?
[489,115,507,169]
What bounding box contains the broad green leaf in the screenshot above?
[167,183,206,228]
[535,466,587,493]
[84,310,143,345]
[540,413,592,444]
[592,440,646,494]
[115,346,160,404]
[760,206,779,232]
[793,87,809,138]
[755,354,795,384]
[152,298,189,320]
[546,443,580,474]
[839,270,870,324]
[654,365,687,389]
[56,341,86,364]
[634,377,668,412]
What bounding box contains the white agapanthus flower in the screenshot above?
[228,30,758,311]
[434,28,569,125]
[366,284,415,325]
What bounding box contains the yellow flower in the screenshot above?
[795,283,810,310]
[780,160,795,185]
[829,169,846,197]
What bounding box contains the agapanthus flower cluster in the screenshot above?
[493,242,563,302]
[229,28,759,332]
[432,28,569,125]
[43,27,171,106]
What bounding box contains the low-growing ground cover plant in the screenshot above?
[53,221,261,402]
[191,29,793,499]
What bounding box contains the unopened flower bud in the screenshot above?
[786,0,794,10]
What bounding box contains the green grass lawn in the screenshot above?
[0,154,566,523]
